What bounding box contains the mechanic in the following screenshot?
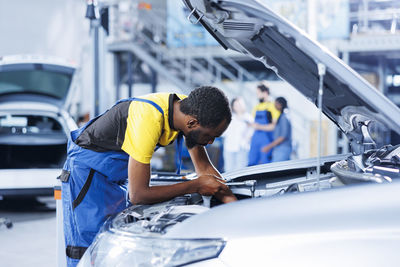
[262,97,292,162]
[60,86,237,267]
[248,84,280,166]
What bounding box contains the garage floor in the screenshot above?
[0,197,56,267]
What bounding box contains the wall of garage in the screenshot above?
[0,0,96,121]
[0,0,89,62]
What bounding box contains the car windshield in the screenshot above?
[0,63,74,99]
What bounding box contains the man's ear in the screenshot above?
[187,118,199,129]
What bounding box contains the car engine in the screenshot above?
[105,145,400,238]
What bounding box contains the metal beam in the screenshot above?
[108,42,191,94]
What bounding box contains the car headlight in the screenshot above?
[78,232,225,267]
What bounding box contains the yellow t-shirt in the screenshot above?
[122,93,186,164]
[252,101,280,122]
[74,93,187,164]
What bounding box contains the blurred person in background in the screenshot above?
[223,97,253,171]
[262,97,292,162]
[248,84,280,166]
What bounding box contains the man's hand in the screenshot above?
[262,144,273,153]
[215,192,237,203]
[194,174,237,203]
[195,174,229,196]
[249,122,260,130]
[250,122,275,132]
[188,146,237,203]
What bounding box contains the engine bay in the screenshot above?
[108,145,400,237]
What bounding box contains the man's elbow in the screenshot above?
[129,191,147,205]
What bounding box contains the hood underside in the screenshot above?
[182,0,400,142]
[0,63,75,107]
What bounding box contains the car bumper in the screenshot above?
[0,169,60,197]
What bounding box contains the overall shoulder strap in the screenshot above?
[133,97,183,174]
[131,98,164,116]
[175,132,184,175]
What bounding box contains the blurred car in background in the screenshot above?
[0,55,78,198]
[78,0,400,266]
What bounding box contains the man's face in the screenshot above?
[185,129,203,149]
[185,119,229,149]
[256,88,268,103]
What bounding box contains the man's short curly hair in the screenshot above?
[180,86,232,128]
[257,84,270,94]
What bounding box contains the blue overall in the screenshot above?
[61,98,183,267]
[248,109,273,166]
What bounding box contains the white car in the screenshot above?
[79,1,400,266]
[0,55,78,198]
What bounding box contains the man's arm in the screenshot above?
[188,146,237,203]
[262,136,285,153]
[250,121,276,131]
[128,156,231,205]
[262,116,290,153]
[250,107,278,132]
[188,145,217,175]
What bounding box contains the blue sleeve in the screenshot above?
[276,115,290,139]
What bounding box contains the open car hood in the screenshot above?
[0,61,76,109]
[182,0,400,154]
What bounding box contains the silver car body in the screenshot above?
[78,1,400,266]
[166,181,400,267]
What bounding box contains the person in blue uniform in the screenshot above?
[60,86,237,266]
[248,84,280,166]
[262,97,292,162]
